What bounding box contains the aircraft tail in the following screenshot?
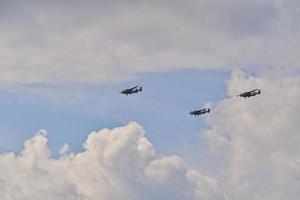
[139,87,143,92]
[207,108,211,113]
[258,89,261,94]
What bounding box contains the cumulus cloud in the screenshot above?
[0,0,300,85]
[0,69,299,199]
[0,122,224,200]
[203,69,300,199]
[59,143,69,155]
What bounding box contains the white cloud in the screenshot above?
[203,68,300,199]
[0,122,224,200]
[59,143,69,155]
[145,155,186,183]
[0,68,299,199]
[0,0,300,85]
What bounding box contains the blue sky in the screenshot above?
[1,1,300,199]
[0,69,228,167]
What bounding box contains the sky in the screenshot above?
[0,70,229,157]
[0,0,300,200]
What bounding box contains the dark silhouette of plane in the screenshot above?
[238,89,261,98]
[120,86,143,95]
[190,108,210,116]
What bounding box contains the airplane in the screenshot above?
[190,108,210,116]
[120,86,143,95]
[237,89,261,98]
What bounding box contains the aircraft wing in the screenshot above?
[249,89,258,93]
[129,86,139,90]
